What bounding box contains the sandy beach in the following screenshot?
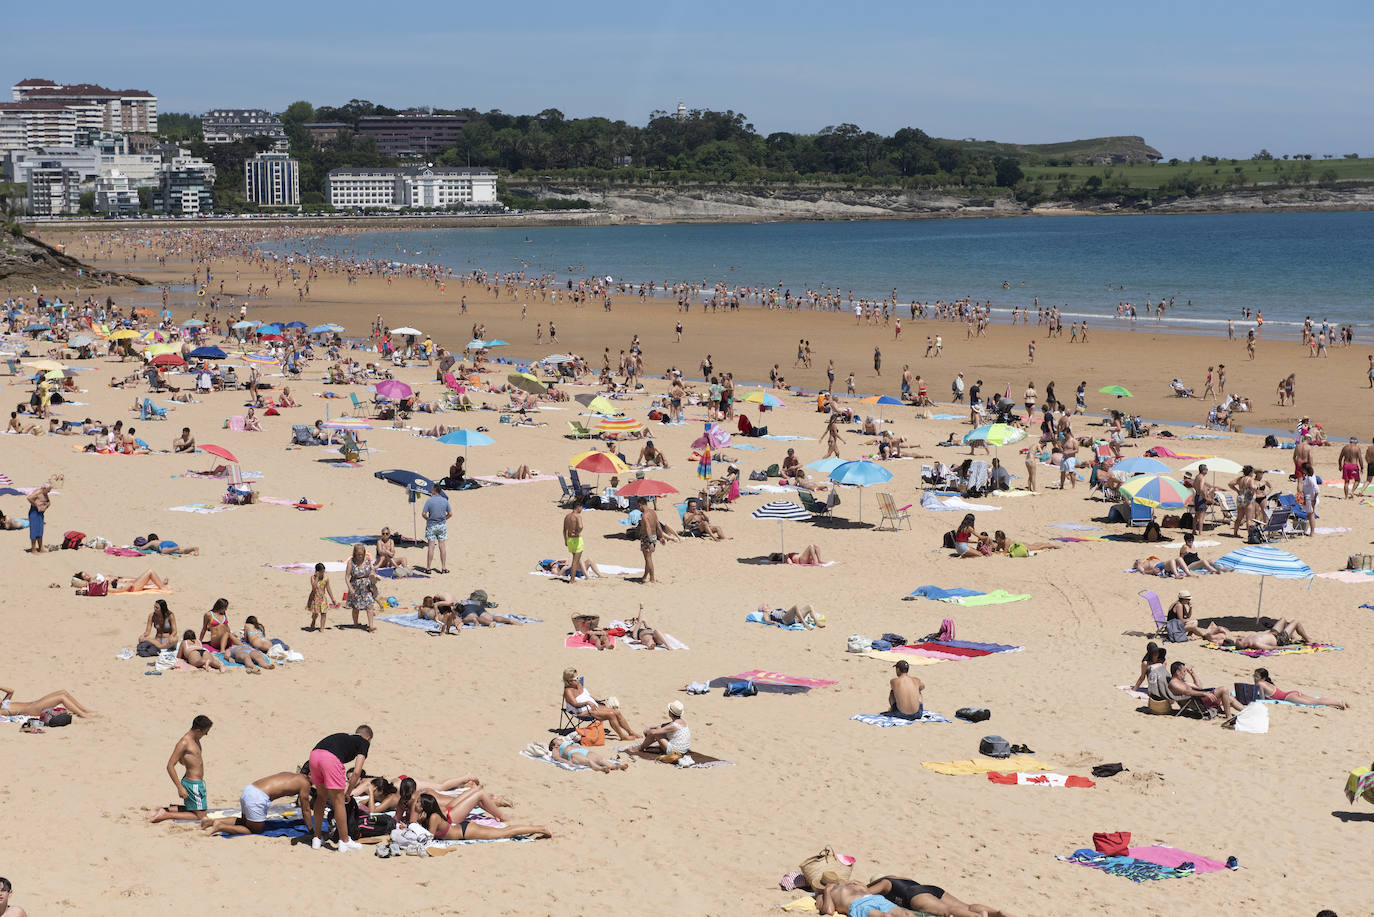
[1,228,1370,916]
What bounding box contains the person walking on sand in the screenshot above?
[306,562,338,630]
[1024,447,1037,492]
[873,347,881,376]
[563,503,585,584]
[638,502,660,583]
[25,479,54,554]
[150,714,213,823]
[421,483,451,574]
[1338,437,1364,499]
[822,416,845,459]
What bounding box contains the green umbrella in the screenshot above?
[1098,385,1133,398]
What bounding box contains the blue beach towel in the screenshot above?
[745,611,808,631]
[760,434,815,441]
[906,585,985,601]
[851,711,952,726]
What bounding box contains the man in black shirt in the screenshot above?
[307,725,372,851]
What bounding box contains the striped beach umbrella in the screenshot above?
[322,419,373,431]
[696,444,713,480]
[1113,456,1172,476]
[963,423,1027,447]
[1119,474,1190,508]
[751,500,812,553]
[0,472,13,486]
[1213,544,1314,623]
[593,416,645,437]
[744,391,784,408]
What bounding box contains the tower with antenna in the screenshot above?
[676,101,686,121]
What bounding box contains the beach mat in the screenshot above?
[922,755,1049,775]
[617,746,734,768]
[725,669,837,688]
[906,585,985,601]
[472,473,558,485]
[745,611,808,631]
[565,633,615,649]
[1203,641,1341,658]
[939,589,1030,606]
[706,677,810,695]
[851,711,951,727]
[381,612,541,634]
[987,772,1094,788]
[519,749,590,771]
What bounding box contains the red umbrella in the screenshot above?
[203,444,237,464]
[150,353,186,367]
[259,334,285,342]
[617,479,679,498]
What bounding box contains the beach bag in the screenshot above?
[749,470,767,481]
[1164,619,1189,643]
[1179,512,1194,530]
[1247,525,1264,544]
[799,847,854,889]
[870,639,893,652]
[61,530,86,550]
[979,735,1012,758]
[956,707,990,723]
[575,720,606,746]
[1092,831,1131,857]
[136,640,161,657]
[85,580,108,597]
[942,530,957,549]
[723,680,757,697]
[42,708,72,727]
[1008,542,1029,558]
[1142,521,1163,542]
[846,634,870,654]
[1234,702,1269,734]
[880,633,906,647]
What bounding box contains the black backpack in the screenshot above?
[979,735,1012,758]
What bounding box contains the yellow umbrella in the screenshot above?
[581,395,617,415]
[43,369,65,380]
[22,359,65,372]
[507,372,547,395]
[570,450,629,475]
[143,343,179,357]
[108,329,139,341]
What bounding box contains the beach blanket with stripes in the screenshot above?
[380,612,542,632]
[988,772,1094,787]
[1203,641,1341,658]
[851,711,951,727]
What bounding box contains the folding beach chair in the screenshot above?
[677,502,706,537]
[1213,492,1238,526]
[1127,502,1154,527]
[568,469,595,502]
[1273,494,1309,533]
[347,392,365,416]
[1139,589,1168,638]
[876,492,913,531]
[566,420,594,439]
[555,474,581,506]
[144,368,168,392]
[338,431,369,462]
[290,424,317,446]
[799,491,831,520]
[555,676,595,734]
[141,398,168,421]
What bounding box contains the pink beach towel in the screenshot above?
[565,634,614,649]
[728,669,837,688]
[1127,845,1228,873]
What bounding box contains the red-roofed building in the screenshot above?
[11,79,157,134]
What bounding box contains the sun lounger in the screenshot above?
[566,420,594,439]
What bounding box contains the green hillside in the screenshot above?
[941,135,1162,165]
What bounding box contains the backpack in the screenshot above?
[942,530,957,549]
[956,707,991,723]
[1164,619,1189,643]
[846,634,870,653]
[61,530,86,550]
[979,735,1012,758]
[1142,521,1163,542]
[42,708,72,727]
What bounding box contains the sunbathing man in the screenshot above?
[546,736,630,772]
[818,879,922,916]
[683,502,728,540]
[1166,660,1243,716]
[1223,618,1314,651]
[638,440,670,468]
[887,660,925,720]
[201,770,313,836]
[767,544,826,566]
[538,557,606,580]
[1132,555,1188,577]
[866,876,1018,917]
[453,589,523,628]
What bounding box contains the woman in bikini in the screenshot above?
[1253,667,1349,709]
[415,792,550,841]
[199,597,236,652]
[1132,555,1188,577]
[767,544,826,566]
[991,531,1060,555]
[546,737,630,772]
[73,569,170,594]
[0,685,96,718]
[140,599,178,650]
[241,616,275,654]
[177,630,226,672]
[759,602,823,629]
[223,641,273,674]
[625,603,671,648]
[561,667,640,738]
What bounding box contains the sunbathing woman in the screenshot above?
[562,667,640,738]
[625,603,672,648]
[143,533,201,556]
[72,569,170,594]
[199,597,236,652]
[177,630,226,672]
[415,792,551,840]
[546,736,630,772]
[241,616,275,654]
[277,386,298,408]
[539,558,605,579]
[1252,667,1349,709]
[140,599,179,650]
[0,685,96,718]
[1132,555,1189,577]
[759,603,823,629]
[991,531,1060,555]
[0,509,29,530]
[1177,533,1225,574]
[224,642,273,673]
[499,464,534,479]
[767,544,826,565]
[384,776,490,822]
[375,528,401,569]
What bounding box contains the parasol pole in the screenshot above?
[779,520,786,555]
[1256,574,1266,626]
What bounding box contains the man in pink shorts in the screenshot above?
[308,725,372,851]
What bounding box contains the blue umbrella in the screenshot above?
[465,339,488,350]
[829,460,893,523]
[1113,456,1172,476]
[873,395,903,405]
[23,323,50,333]
[485,339,509,346]
[1213,544,1314,623]
[375,468,436,537]
[258,323,283,335]
[231,320,259,330]
[182,318,206,327]
[751,500,812,553]
[189,346,227,359]
[283,321,308,330]
[308,323,344,334]
[805,457,847,474]
[436,428,493,457]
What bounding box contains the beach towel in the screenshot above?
[565,633,615,649]
[322,535,378,545]
[987,772,1094,788]
[760,435,814,441]
[939,589,1029,606]
[227,416,247,432]
[606,620,688,650]
[922,755,1049,775]
[168,503,236,514]
[1184,434,1229,439]
[380,612,540,633]
[930,413,963,420]
[1203,641,1341,658]
[726,669,837,688]
[864,649,944,666]
[850,711,951,727]
[472,473,557,485]
[1345,766,1374,804]
[267,561,348,574]
[1050,521,1102,531]
[520,748,591,771]
[531,563,643,579]
[616,746,734,768]
[906,585,984,601]
[1128,845,1229,873]
[1316,570,1374,583]
[219,818,312,839]
[377,566,430,579]
[104,547,145,557]
[745,611,807,631]
[260,496,322,509]
[706,677,812,695]
[1059,849,1197,882]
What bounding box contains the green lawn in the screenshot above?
[1022,156,1374,190]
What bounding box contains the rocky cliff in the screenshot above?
[0,228,146,288]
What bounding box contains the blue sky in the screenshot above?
[9,0,1372,157]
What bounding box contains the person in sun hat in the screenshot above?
[636,700,691,759]
[887,660,925,721]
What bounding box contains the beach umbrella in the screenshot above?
[139,330,165,343]
[744,391,784,408]
[1213,543,1314,623]
[1180,457,1244,479]
[593,416,645,438]
[190,345,227,360]
[108,329,139,340]
[43,369,64,380]
[135,309,154,317]
[239,353,279,366]
[829,459,894,523]
[571,451,629,475]
[22,359,64,372]
[617,479,678,498]
[375,468,435,537]
[464,339,488,350]
[485,339,509,347]
[436,428,493,458]
[806,457,847,474]
[308,323,344,334]
[696,444,713,480]
[751,500,812,553]
[182,318,206,327]
[541,354,574,364]
[391,327,422,336]
[1113,456,1173,476]
[859,393,903,420]
[575,393,617,415]
[692,423,732,451]
[322,419,373,431]
[150,353,185,367]
[963,424,1027,449]
[258,323,283,335]
[67,334,94,348]
[202,444,238,464]
[374,380,413,401]
[0,473,12,486]
[283,321,307,330]
[259,334,285,343]
[507,372,547,395]
[23,323,51,333]
[1098,385,1133,398]
[1119,474,1190,508]
[144,343,180,358]
[231,320,259,330]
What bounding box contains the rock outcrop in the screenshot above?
[1,228,146,287]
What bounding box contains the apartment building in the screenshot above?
[94,169,140,216]
[11,79,157,133]
[201,108,289,152]
[324,166,496,210]
[26,161,82,216]
[244,152,300,206]
[354,113,466,158]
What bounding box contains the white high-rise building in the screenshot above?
[26,161,82,216]
[11,79,157,133]
[244,152,300,206]
[94,169,139,216]
[324,166,497,210]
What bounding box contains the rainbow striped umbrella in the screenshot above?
[1119,474,1190,508]
[593,416,644,437]
[239,353,280,366]
[697,444,713,480]
[744,391,784,408]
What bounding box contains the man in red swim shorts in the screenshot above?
[1337,437,1364,499]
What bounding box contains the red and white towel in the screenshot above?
[987,772,1095,788]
